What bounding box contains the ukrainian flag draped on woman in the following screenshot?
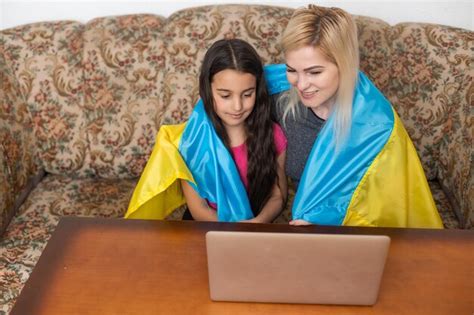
[126,64,443,228]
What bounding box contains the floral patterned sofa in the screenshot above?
[0,4,472,313]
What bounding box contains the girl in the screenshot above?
[126,39,287,223]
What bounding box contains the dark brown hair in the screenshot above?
[199,39,277,215]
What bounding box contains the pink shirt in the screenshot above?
[231,123,287,189]
[208,123,287,210]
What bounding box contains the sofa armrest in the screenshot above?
[0,148,15,235]
[387,23,473,228]
[432,27,473,228]
[0,49,43,234]
[437,84,473,228]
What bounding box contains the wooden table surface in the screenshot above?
[10,217,474,315]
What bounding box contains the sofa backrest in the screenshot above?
[2,21,86,175]
[1,4,471,186]
[1,15,168,178]
[159,5,293,126]
[81,15,168,178]
[0,5,393,179]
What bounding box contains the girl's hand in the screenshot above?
[289,219,311,226]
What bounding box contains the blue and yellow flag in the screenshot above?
[128,64,442,228]
[125,100,253,221]
[265,64,443,228]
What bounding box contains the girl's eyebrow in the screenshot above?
[215,87,255,93]
[286,64,324,71]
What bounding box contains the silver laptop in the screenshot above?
[206,231,390,305]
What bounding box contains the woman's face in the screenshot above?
[285,45,339,117]
[211,69,256,132]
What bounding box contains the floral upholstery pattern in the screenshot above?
[387,23,473,226]
[81,15,168,178]
[0,4,472,314]
[0,52,41,235]
[355,16,392,92]
[0,151,13,237]
[0,175,137,313]
[1,16,168,179]
[0,58,18,235]
[429,180,460,229]
[1,22,87,177]
[160,5,293,125]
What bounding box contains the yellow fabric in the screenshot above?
[343,109,443,228]
[125,123,194,219]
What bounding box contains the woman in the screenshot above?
[266,5,443,228]
[126,39,287,222]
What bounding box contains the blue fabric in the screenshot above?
[264,63,292,95]
[263,64,394,225]
[178,100,254,222]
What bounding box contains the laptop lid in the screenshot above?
[206,231,390,305]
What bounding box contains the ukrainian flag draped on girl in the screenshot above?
[125,99,253,222]
[126,64,443,228]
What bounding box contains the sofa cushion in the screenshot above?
[0,173,459,315]
[272,179,458,229]
[0,175,137,313]
[428,180,460,229]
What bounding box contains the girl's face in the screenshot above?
[285,45,339,116]
[211,69,257,131]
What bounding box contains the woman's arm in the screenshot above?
[180,180,218,221]
[245,151,288,223]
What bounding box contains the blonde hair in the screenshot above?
[279,5,359,148]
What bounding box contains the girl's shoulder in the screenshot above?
[271,91,287,122]
[272,122,284,135]
[272,122,287,154]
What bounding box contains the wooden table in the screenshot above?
[11,217,474,314]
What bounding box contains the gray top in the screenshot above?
[273,93,325,187]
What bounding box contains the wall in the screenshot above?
[1,0,473,31]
